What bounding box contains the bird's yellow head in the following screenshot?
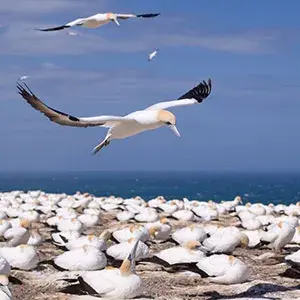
[106,12,120,26]
[228,255,235,264]
[240,233,249,248]
[87,234,94,241]
[185,240,201,250]
[149,226,160,238]
[158,110,180,137]
[0,275,8,286]
[158,110,176,125]
[20,218,31,228]
[160,217,169,224]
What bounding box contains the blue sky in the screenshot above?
[1,0,300,172]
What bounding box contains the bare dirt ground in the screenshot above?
[8,212,300,300]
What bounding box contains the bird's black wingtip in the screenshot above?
[34,25,69,32]
[16,81,25,95]
[136,13,161,18]
[178,78,212,102]
[16,80,36,98]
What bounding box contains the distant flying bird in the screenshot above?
[35,12,160,32]
[67,31,79,36]
[19,76,29,81]
[16,79,212,154]
[148,49,159,62]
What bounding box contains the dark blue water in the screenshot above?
[0,172,300,205]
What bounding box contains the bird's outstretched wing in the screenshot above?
[35,18,86,32]
[35,25,71,32]
[16,82,132,128]
[116,13,160,19]
[145,79,212,110]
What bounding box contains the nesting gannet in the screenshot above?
[148,196,166,208]
[242,230,261,248]
[134,207,159,223]
[4,219,31,247]
[52,230,80,245]
[116,211,135,222]
[107,237,149,261]
[36,12,160,31]
[78,239,142,299]
[202,227,249,254]
[60,230,111,251]
[0,245,39,270]
[172,225,207,245]
[148,49,159,62]
[20,210,40,222]
[192,204,218,221]
[84,207,101,216]
[78,213,99,228]
[221,196,243,212]
[113,225,149,243]
[57,217,82,232]
[154,241,205,265]
[260,217,298,252]
[145,217,171,241]
[54,245,107,271]
[172,209,194,221]
[158,201,178,214]
[17,79,212,154]
[0,275,12,300]
[196,255,249,284]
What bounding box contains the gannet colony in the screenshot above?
[0,191,299,299]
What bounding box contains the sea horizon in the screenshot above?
[1,170,300,205]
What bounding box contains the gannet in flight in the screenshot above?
[35,12,160,32]
[17,78,212,154]
[148,49,159,62]
[19,76,29,81]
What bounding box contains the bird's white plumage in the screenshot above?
[54,245,107,271]
[36,12,160,32]
[146,99,198,111]
[17,79,212,154]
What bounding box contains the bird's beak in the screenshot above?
[168,124,181,137]
[128,239,139,262]
[113,18,120,26]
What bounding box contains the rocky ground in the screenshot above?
[8,213,300,300]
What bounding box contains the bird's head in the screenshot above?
[0,275,8,286]
[107,13,120,26]
[158,110,180,137]
[184,240,201,251]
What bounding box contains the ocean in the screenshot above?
[0,171,300,205]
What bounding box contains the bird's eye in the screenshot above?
[166,121,172,125]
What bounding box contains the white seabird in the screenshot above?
[36,12,160,32]
[17,79,212,154]
[54,245,107,271]
[19,76,29,81]
[78,239,143,299]
[148,49,159,62]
